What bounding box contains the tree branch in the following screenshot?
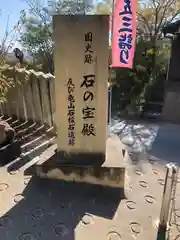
[155,0,177,35]
[137,12,153,38]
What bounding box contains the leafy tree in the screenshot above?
[20,0,94,73]
[19,0,175,114]
[110,37,171,113]
[48,0,93,14]
[95,0,177,113]
[19,0,53,73]
[137,0,180,40]
[137,0,180,78]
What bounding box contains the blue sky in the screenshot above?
[0,0,100,50]
[0,0,28,48]
[0,0,28,37]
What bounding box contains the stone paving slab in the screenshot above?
[0,119,180,240]
[1,150,180,240]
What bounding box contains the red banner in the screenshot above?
[111,0,137,68]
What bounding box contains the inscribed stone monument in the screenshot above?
[53,15,109,163]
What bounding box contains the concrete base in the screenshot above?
[25,135,126,188]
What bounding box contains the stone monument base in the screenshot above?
[25,135,126,188]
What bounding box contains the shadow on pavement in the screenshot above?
[0,177,123,240]
[150,124,180,164]
[112,118,180,165]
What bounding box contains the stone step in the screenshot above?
[5,135,55,173]
[0,140,21,166]
[20,127,55,152]
[0,118,55,167]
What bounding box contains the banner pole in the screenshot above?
[108,0,115,136]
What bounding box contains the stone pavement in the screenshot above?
[0,118,180,240]
[0,148,180,240]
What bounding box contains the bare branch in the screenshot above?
[156,1,180,36]
[137,12,153,38]
[0,15,22,66]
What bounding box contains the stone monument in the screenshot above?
[30,15,125,188]
[54,15,109,164]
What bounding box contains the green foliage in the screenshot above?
[0,67,16,102]
[111,39,170,112]
[19,0,94,73]
[107,0,178,113]
[0,12,22,101]
[19,4,53,73]
[48,0,93,14]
